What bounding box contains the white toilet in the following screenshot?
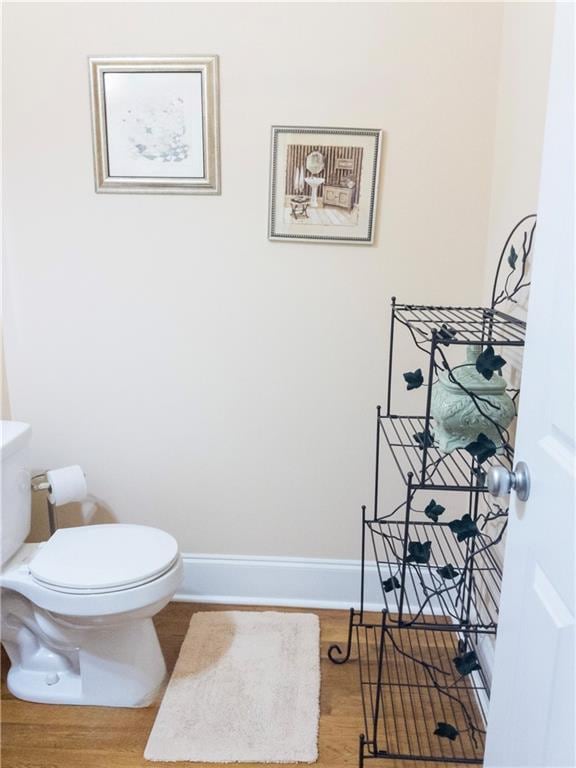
[0,421,183,707]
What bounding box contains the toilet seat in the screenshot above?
[29,524,179,594]
[2,542,183,619]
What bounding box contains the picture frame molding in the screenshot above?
[268,125,382,245]
[89,56,221,194]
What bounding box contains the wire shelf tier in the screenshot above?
[369,519,502,634]
[393,303,526,347]
[380,414,512,491]
[356,616,487,764]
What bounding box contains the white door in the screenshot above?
[485,4,575,767]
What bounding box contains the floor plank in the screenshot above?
[1,603,459,768]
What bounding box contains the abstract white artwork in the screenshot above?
[90,57,220,194]
[104,72,204,178]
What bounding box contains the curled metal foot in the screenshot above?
[328,607,355,664]
[328,641,351,664]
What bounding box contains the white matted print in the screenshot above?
[90,57,220,194]
[269,126,382,244]
[104,72,204,178]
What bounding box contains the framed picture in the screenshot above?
[268,126,382,244]
[89,56,220,194]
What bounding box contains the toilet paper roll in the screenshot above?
[46,465,87,506]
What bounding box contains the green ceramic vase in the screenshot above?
[430,345,516,454]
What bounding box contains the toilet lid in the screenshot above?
[29,524,180,593]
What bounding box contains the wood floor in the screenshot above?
[1,603,456,768]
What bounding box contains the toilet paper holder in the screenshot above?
[31,474,58,535]
[31,466,88,535]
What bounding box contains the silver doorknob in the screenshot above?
[486,462,531,502]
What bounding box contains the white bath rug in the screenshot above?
[145,611,320,763]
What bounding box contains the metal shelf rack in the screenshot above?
[382,297,526,495]
[328,217,534,766]
[379,413,512,492]
[369,517,503,634]
[328,254,532,764]
[390,302,526,346]
[353,611,489,766]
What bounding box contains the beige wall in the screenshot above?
[483,1,554,303]
[4,2,508,557]
[481,0,553,449]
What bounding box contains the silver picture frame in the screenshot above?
[89,56,220,194]
[268,125,382,245]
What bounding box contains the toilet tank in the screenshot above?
[1,421,32,565]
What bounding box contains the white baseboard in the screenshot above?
[173,553,430,613]
[475,632,496,690]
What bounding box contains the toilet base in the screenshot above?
[2,591,168,707]
[7,665,84,705]
[6,663,166,707]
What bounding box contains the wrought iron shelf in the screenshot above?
[382,297,527,495]
[379,414,512,492]
[354,612,488,765]
[368,519,502,634]
[392,302,526,347]
[330,217,535,767]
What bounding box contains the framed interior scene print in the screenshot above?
[269,126,382,244]
[89,56,220,194]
